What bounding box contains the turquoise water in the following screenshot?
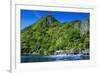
[21,55,89,63]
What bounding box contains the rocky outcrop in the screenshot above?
[80,19,89,36]
[41,15,59,25]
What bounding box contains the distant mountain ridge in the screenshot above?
[22,15,89,32]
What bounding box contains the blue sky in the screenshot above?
[21,9,90,29]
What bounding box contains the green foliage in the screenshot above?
[21,15,89,55]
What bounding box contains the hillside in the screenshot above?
[21,15,89,55]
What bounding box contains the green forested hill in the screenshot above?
[21,15,89,55]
